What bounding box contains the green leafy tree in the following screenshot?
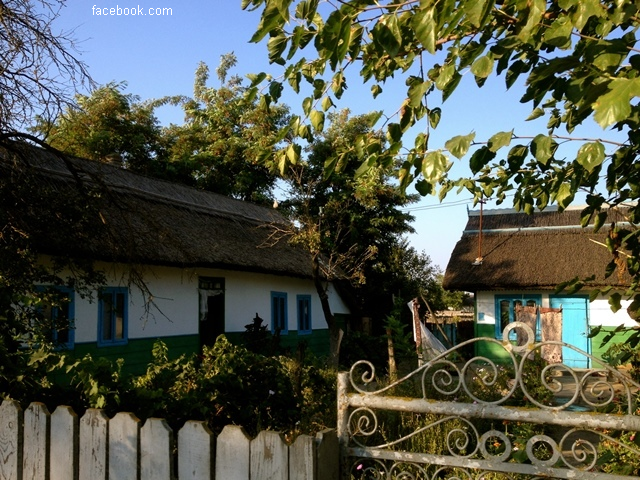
[163,53,289,203]
[243,1,640,339]
[280,109,416,366]
[35,83,168,175]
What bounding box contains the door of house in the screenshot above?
[198,277,225,349]
[550,295,590,368]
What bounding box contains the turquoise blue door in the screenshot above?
[549,296,590,368]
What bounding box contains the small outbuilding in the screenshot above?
[443,205,636,367]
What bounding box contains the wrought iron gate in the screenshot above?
[337,322,640,479]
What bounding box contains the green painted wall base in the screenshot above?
[474,323,636,367]
[74,335,200,376]
[69,327,331,378]
[590,326,636,361]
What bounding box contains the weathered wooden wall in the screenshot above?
[0,400,338,480]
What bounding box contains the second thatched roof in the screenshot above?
[443,206,632,292]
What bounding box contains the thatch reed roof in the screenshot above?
[443,206,632,292]
[1,142,314,278]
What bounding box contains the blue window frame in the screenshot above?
[297,295,312,335]
[494,294,541,340]
[271,291,288,334]
[98,287,128,346]
[37,286,75,349]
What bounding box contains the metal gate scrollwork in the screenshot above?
[337,322,640,479]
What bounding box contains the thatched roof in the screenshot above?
[443,206,632,292]
[1,142,314,278]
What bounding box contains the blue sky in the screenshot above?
[51,1,614,270]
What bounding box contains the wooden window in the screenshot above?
[98,287,128,346]
[494,295,541,340]
[297,295,312,335]
[271,291,288,334]
[37,287,75,349]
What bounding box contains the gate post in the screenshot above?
[337,372,350,480]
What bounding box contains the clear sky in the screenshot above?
[51,1,614,270]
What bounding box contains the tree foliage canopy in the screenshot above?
[243,0,640,319]
[35,83,168,175]
[162,54,289,203]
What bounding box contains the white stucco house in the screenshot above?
[3,143,350,372]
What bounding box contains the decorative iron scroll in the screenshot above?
[339,322,640,479]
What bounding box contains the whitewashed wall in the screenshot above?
[47,258,349,343]
[475,290,637,329]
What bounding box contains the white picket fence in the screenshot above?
[0,399,339,480]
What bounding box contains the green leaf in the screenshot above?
[286,143,301,165]
[469,146,496,175]
[373,14,402,57]
[594,78,640,128]
[320,9,352,70]
[531,134,557,165]
[435,64,455,91]
[411,7,436,54]
[408,80,431,107]
[429,108,441,128]
[554,182,574,210]
[268,34,288,64]
[321,96,334,112]
[371,84,383,98]
[488,130,513,152]
[470,55,493,79]
[422,151,450,183]
[445,132,475,159]
[544,15,573,49]
[609,292,622,312]
[310,109,325,132]
[269,81,283,102]
[571,0,604,31]
[526,107,545,121]
[246,72,268,87]
[576,142,605,172]
[415,179,433,196]
[250,3,288,43]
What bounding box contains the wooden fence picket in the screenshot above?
[289,434,315,480]
[0,399,342,480]
[0,400,22,480]
[140,418,174,480]
[79,409,109,480]
[109,412,140,480]
[178,420,214,480]
[250,431,288,480]
[50,406,78,480]
[215,425,250,480]
[23,403,49,480]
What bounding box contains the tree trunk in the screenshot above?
[312,254,341,368]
